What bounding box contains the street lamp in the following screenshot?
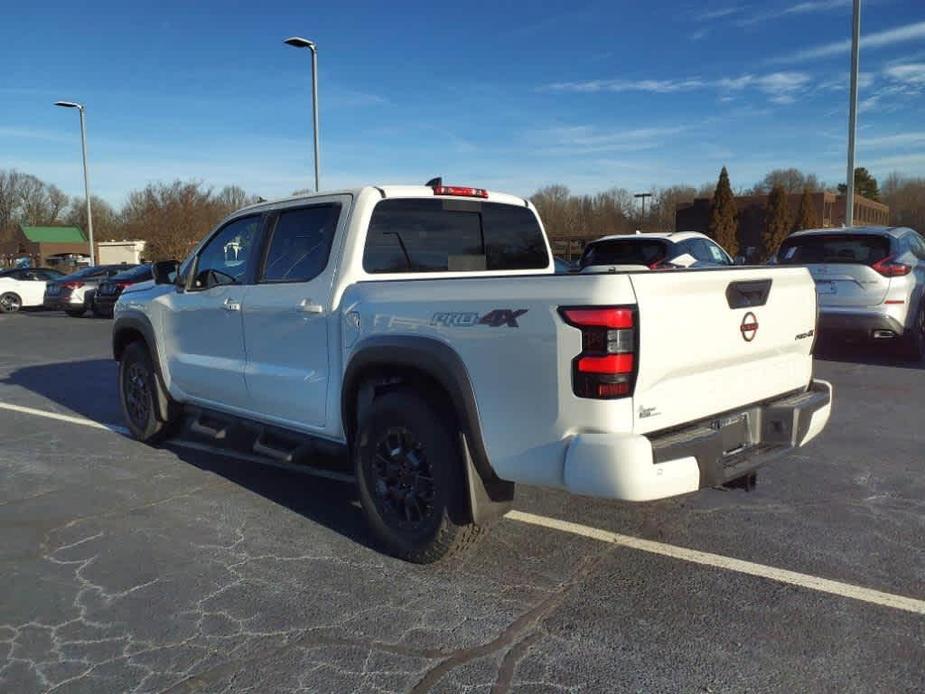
[284,36,321,192]
[845,0,861,226]
[634,192,653,225]
[54,101,95,266]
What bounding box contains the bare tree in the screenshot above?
[882,173,925,230]
[752,168,823,195]
[65,195,121,241]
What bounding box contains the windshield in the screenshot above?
[777,234,891,265]
[579,239,669,268]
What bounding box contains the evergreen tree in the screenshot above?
[763,184,792,259]
[708,166,739,256]
[837,167,880,201]
[794,187,818,231]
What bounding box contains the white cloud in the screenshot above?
[884,63,925,86]
[541,71,810,103]
[697,6,745,21]
[771,20,925,63]
[532,125,688,154]
[861,132,925,149]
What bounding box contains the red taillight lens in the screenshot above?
[872,255,911,277]
[432,185,489,199]
[561,308,633,329]
[63,281,84,289]
[560,305,637,400]
[116,281,131,289]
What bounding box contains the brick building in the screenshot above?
[0,225,91,268]
[675,191,890,260]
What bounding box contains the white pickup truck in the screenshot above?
[113,182,832,562]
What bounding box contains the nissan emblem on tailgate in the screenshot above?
[740,312,758,342]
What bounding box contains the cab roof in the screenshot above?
[237,185,531,214]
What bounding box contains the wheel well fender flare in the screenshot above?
[342,335,514,520]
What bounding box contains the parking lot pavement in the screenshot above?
[1,312,923,693]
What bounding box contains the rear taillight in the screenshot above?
[432,185,489,199]
[63,281,84,290]
[560,306,637,399]
[116,281,131,289]
[872,255,911,277]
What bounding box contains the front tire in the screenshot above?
[0,292,22,313]
[354,389,482,563]
[119,341,176,443]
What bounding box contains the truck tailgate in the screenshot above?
[629,267,816,434]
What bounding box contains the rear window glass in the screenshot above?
[112,265,151,281]
[363,199,549,273]
[777,234,890,265]
[579,239,669,268]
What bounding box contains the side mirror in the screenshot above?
[152,260,179,285]
[734,256,746,266]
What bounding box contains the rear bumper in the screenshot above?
[562,379,833,501]
[818,307,906,337]
[43,294,83,310]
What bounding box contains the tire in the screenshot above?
[902,306,925,361]
[65,308,86,317]
[119,341,177,443]
[354,388,483,563]
[0,292,22,313]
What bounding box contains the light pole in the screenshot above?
[54,101,95,266]
[634,192,653,226]
[845,0,861,226]
[284,36,321,192]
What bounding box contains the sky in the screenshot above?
[2,0,925,207]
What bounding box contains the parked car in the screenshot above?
[0,268,65,313]
[113,182,831,563]
[775,226,925,358]
[578,231,734,272]
[44,264,135,317]
[91,264,153,318]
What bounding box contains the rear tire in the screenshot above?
[65,308,86,317]
[354,388,483,563]
[119,341,177,443]
[0,292,22,313]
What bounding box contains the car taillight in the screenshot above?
[432,185,489,199]
[116,281,131,289]
[872,255,911,277]
[63,281,84,289]
[559,306,637,399]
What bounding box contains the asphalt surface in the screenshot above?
[0,311,923,693]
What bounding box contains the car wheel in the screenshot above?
[903,306,925,361]
[354,388,483,563]
[65,308,86,317]
[119,341,177,443]
[0,292,22,313]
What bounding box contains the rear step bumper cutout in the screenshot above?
[562,379,832,501]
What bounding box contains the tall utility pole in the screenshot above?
[845,0,861,226]
[634,192,653,226]
[284,36,321,192]
[54,101,95,266]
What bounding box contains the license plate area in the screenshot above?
[713,413,752,457]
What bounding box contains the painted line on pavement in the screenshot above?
[506,510,925,615]
[3,399,923,616]
[0,401,129,435]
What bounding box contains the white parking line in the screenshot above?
[506,510,925,615]
[2,399,923,616]
[0,401,129,435]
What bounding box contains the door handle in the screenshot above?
[298,299,324,314]
[223,298,241,312]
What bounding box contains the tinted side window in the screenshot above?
[193,216,261,289]
[363,199,548,273]
[261,205,341,283]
